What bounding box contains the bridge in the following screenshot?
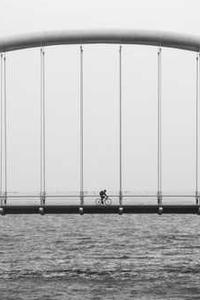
[1,29,200,215]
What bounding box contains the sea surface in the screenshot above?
[0,214,200,299]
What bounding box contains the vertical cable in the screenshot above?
[157,48,162,205]
[40,48,42,198]
[119,45,122,206]
[3,54,7,205]
[196,53,199,205]
[40,48,46,205]
[80,46,84,206]
[0,54,3,205]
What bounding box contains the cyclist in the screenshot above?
[99,189,107,205]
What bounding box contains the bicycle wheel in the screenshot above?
[95,198,102,206]
[104,197,112,206]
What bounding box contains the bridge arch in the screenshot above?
[0,30,200,52]
[0,30,200,214]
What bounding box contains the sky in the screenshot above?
[0,0,200,36]
[0,0,200,203]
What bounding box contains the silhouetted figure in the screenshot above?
[99,189,107,204]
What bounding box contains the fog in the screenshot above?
[0,0,199,198]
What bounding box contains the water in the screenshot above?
[0,214,200,299]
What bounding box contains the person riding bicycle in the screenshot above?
[99,189,107,204]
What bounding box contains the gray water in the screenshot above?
[0,214,200,299]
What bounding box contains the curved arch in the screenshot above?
[0,29,200,52]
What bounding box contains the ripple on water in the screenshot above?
[0,215,200,299]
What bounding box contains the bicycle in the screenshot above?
[95,196,112,206]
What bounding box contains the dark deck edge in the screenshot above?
[0,205,200,215]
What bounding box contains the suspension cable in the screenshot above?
[119,45,122,206]
[3,54,7,205]
[196,53,200,205]
[157,48,162,205]
[80,45,84,206]
[0,54,3,204]
[40,48,46,205]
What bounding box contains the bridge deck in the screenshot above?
[0,205,200,215]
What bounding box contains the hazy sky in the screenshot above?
[0,0,200,201]
[0,0,200,36]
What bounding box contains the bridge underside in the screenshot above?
[1,205,200,215]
